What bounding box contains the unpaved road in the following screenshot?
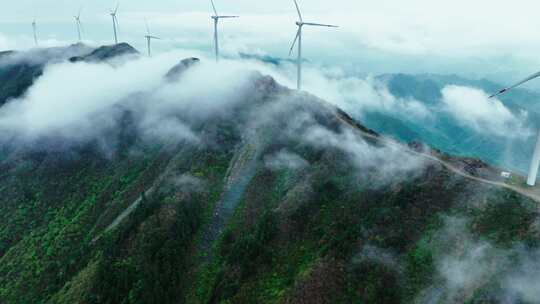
[336,112,540,204]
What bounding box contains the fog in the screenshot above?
[1,24,540,303]
[418,216,540,304]
[0,46,530,160]
[4,0,540,86]
[441,85,531,138]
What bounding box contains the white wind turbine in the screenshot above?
[490,71,540,186]
[74,7,83,42]
[110,4,120,44]
[32,19,38,46]
[144,19,160,57]
[289,0,338,90]
[210,0,238,62]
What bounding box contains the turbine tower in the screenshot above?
[210,0,238,62]
[144,19,160,57]
[32,19,38,46]
[288,0,338,90]
[110,4,120,44]
[490,71,540,186]
[74,8,83,42]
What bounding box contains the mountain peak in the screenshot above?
[165,57,200,81]
[69,43,139,63]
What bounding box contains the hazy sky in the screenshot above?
[2,0,540,85]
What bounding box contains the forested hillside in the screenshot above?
[0,45,539,304]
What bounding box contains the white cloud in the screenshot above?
[264,149,309,171]
[4,0,540,84]
[0,50,267,148]
[302,123,426,185]
[418,216,540,304]
[441,85,531,138]
[303,71,432,121]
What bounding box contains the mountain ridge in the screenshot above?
[0,44,539,304]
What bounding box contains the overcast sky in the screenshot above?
[2,0,540,86]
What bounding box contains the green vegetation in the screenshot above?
[1,76,539,303]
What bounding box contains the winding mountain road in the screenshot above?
[335,111,540,204]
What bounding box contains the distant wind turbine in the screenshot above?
[210,0,239,62]
[110,4,120,44]
[74,7,83,42]
[489,71,540,186]
[32,19,38,46]
[288,0,338,90]
[144,19,160,57]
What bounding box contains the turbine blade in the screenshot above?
[210,0,218,16]
[217,15,239,18]
[115,16,120,35]
[114,3,120,14]
[489,71,540,98]
[78,6,83,18]
[145,18,150,35]
[288,27,300,56]
[293,0,303,22]
[303,22,338,27]
[488,89,508,99]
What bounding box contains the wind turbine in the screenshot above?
[210,0,238,62]
[74,7,83,42]
[288,0,338,90]
[144,19,160,57]
[490,71,540,186]
[110,4,120,44]
[32,19,38,46]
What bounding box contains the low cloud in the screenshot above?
[441,85,531,138]
[418,216,540,304]
[264,149,309,171]
[502,248,540,303]
[303,125,426,184]
[0,50,266,152]
[301,68,433,121]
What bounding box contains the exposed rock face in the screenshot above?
[164,57,200,81]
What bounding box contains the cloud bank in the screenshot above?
[418,216,540,304]
[441,85,531,138]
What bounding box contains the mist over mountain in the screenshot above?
[358,73,539,175]
[234,54,540,176]
[1,44,540,304]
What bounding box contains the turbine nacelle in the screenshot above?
[212,15,239,20]
[111,3,120,16]
[289,0,338,90]
[109,4,120,44]
[210,0,238,61]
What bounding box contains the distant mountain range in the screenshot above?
[368,73,540,175]
[237,52,540,175]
